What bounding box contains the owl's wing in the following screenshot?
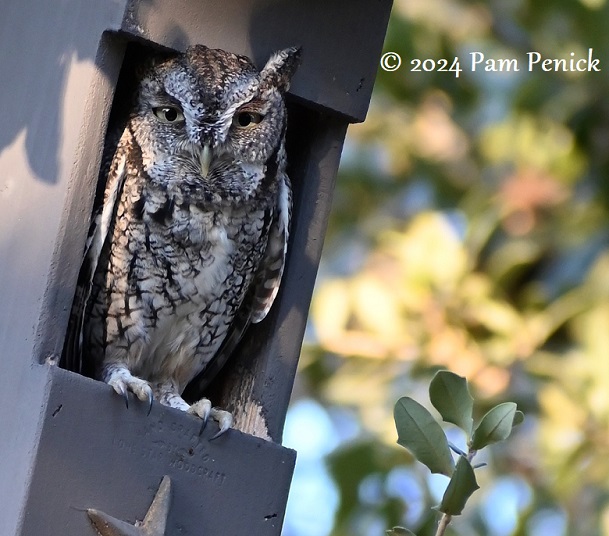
[62,154,128,373]
[250,171,292,323]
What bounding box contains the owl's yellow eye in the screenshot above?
[153,106,184,124]
[233,111,264,128]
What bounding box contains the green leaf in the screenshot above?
[394,397,455,476]
[470,402,517,450]
[513,410,525,427]
[429,370,474,435]
[438,456,480,515]
[386,527,417,536]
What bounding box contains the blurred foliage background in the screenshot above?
[283,1,609,535]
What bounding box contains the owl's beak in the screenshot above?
[199,145,213,178]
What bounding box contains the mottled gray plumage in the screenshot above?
[64,45,300,436]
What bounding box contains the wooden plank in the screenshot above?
[0,2,127,533]
[21,367,295,536]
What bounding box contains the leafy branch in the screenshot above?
[387,371,523,536]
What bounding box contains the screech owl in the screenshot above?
[63,44,301,438]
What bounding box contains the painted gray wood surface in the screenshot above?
[21,366,295,535]
[0,0,392,534]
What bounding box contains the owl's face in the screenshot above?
[130,45,300,183]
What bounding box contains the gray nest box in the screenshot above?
[0,1,392,534]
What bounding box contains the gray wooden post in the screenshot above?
[0,1,392,534]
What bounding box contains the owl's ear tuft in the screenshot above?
[260,47,302,93]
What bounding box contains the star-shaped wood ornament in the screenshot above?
[87,475,172,536]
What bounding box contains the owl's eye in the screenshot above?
[233,111,264,128]
[152,106,184,124]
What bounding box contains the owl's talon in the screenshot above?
[185,398,232,438]
[198,409,210,437]
[105,367,153,412]
[199,417,208,437]
[187,398,212,420]
[210,428,226,440]
[209,407,233,439]
[110,380,130,408]
[147,391,154,416]
[188,399,211,436]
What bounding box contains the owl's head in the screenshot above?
[132,45,301,178]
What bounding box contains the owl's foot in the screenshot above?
[154,383,233,439]
[104,365,154,414]
[188,399,233,440]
